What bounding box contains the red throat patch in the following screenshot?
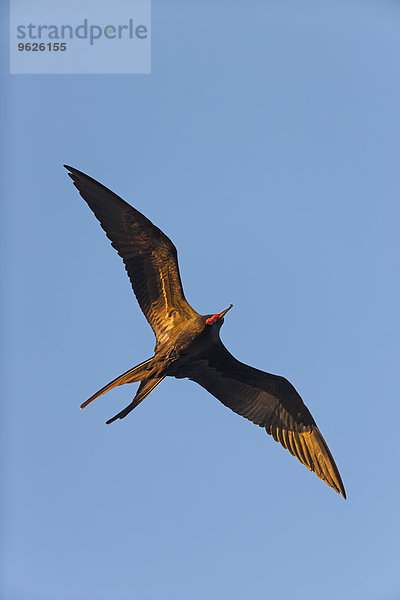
[206,314,220,325]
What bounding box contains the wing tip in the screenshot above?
[64,164,79,174]
[330,474,346,499]
[332,482,347,499]
[64,164,77,177]
[334,473,347,499]
[64,164,83,187]
[312,426,347,499]
[64,165,96,186]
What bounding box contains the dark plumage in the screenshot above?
[65,165,346,498]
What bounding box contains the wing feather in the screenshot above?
[178,341,346,498]
[65,166,198,344]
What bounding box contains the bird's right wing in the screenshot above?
[178,341,346,498]
[65,166,198,346]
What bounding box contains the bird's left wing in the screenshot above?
[65,166,198,345]
[178,340,346,498]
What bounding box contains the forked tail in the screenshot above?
[80,357,154,409]
[105,376,165,424]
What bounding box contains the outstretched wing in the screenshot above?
[178,341,346,498]
[65,166,198,345]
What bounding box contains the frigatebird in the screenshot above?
[65,165,346,498]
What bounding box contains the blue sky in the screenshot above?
[2,1,400,598]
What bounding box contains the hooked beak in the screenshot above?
[206,304,233,325]
[218,304,233,319]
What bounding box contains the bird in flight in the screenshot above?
[65,165,346,498]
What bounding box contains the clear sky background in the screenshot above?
[2,1,400,599]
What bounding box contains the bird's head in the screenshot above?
[205,304,233,328]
